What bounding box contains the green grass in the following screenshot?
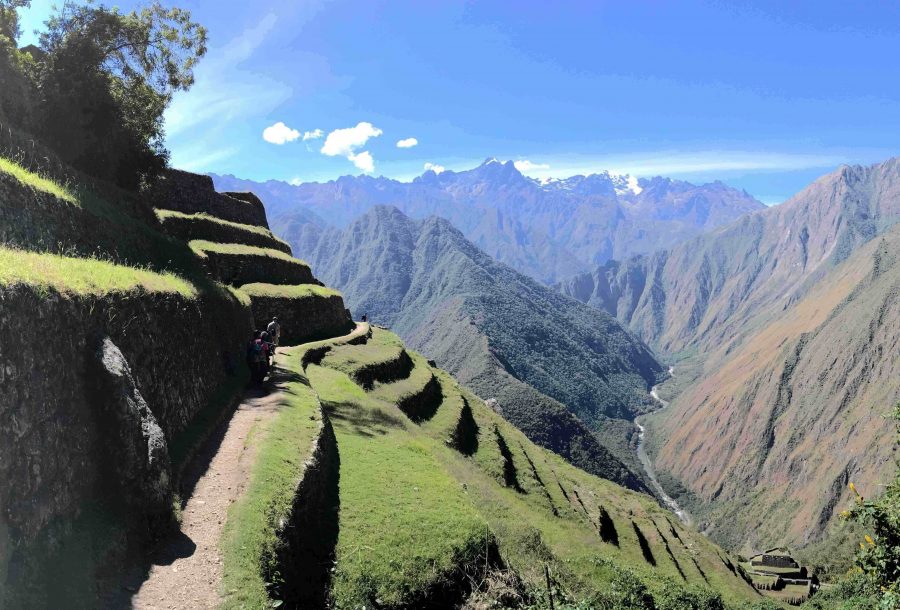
[368,349,435,403]
[320,327,406,377]
[226,285,252,308]
[156,209,279,239]
[220,356,325,610]
[239,282,342,300]
[0,247,196,297]
[155,209,292,252]
[0,156,77,203]
[306,364,490,607]
[188,240,305,265]
[298,330,758,607]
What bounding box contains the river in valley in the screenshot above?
[635,367,693,525]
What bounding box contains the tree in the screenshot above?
[35,1,206,187]
[0,1,37,129]
[0,0,30,41]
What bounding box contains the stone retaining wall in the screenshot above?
[271,412,340,608]
[247,291,353,345]
[201,249,314,286]
[146,169,269,228]
[0,283,252,603]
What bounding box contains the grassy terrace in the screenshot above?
[369,349,436,402]
[0,247,196,297]
[239,282,342,300]
[188,239,305,264]
[0,157,76,203]
[220,353,325,610]
[299,328,756,607]
[155,209,291,253]
[306,363,490,607]
[319,327,407,377]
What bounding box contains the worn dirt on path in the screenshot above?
[128,355,289,610]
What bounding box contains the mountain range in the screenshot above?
[212,159,765,283]
[559,157,900,550]
[281,205,665,490]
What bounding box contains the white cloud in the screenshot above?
[396,137,418,148]
[289,177,303,186]
[513,159,550,172]
[350,151,375,173]
[263,121,301,145]
[302,129,324,141]
[320,122,383,173]
[424,162,445,174]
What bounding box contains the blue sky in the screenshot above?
[17,1,900,203]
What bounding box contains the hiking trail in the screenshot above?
[127,352,291,609]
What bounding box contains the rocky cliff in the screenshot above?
[560,158,900,549]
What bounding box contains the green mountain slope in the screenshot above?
[559,158,900,551]
[278,325,759,608]
[280,205,665,490]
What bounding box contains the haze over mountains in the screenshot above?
[212,159,765,283]
[284,205,663,490]
[560,157,900,549]
[218,154,899,556]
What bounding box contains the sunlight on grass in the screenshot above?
[239,282,342,299]
[306,363,489,607]
[0,247,196,297]
[0,157,77,204]
[155,209,292,251]
[220,355,323,610]
[188,239,305,264]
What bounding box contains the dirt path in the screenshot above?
[129,354,289,610]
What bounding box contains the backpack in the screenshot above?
[251,340,264,363]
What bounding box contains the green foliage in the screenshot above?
[32,1,206,187]
[306,363,490,608]
[0,0,29,40]
[806,405,900,610]
[800,573,879,610]
[844,404,900,608]
[0,1,206,188]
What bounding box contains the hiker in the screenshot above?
[259,331,274,375]
[361,312,368,323]
[266,316,281,348]
[248,331,270,384]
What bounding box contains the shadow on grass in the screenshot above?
[398,375,443,424]
[632,521,656,566]
[324,398,406,438]
[272,420,341,608]
[451,397,480,456]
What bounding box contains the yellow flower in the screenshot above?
[840,510,851,518]
[865,535,875,546]
[860,542,866,549]
[849,482,857,493]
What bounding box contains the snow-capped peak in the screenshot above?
[612,173,643,196]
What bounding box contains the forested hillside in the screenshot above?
[281,205,665,488]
